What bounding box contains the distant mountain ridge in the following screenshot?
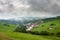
[0,16,60,24]
[43,16,60,22]
[0,17,40,24]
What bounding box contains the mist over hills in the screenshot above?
[0,17,41,24]
[0,16,60,25]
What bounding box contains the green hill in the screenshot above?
[0,22,18,32]
[0,19,60,40]
[32,19,60,34]
[0,32,60,40]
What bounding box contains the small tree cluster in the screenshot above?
[56,32,60,37]
[3,23,9,27]
[14,25,27,32]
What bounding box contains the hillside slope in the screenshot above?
[0,22,18,32]
[0,19,60,40]
[32,19,60,33]
[0,32,60,40]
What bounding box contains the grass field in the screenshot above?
[0,23,18,32]
[0,19,60,40]
[0,32,60,40]
[32,19,60,34]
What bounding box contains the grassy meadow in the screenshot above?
[0,19,60,40]
[32,19,60,34]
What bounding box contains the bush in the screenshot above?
[50,33,54,35]
[3,24,9,27]
[14,25,27,32]
[42,25,44,27]
[27,31,40,35]
[56,32,60,37]
[39,31,50,35]
[28,31,50,36]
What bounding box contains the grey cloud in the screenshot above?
[0,0,60,19]
[0,0,15,13]
[27,0,60,15]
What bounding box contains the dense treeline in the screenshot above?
[43,16,60,23]
[15,25,60,37]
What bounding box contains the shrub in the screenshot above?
[3,24,9,26]
[27,31,40,35]
[39,31,50,35]
[56,32,60,37]
[50,24,55,28]
[26,31,51,36]
[42,25,44,27]
[50,33,54,35]
[14,25,27,32]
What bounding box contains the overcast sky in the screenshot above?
[0,0,60,19]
